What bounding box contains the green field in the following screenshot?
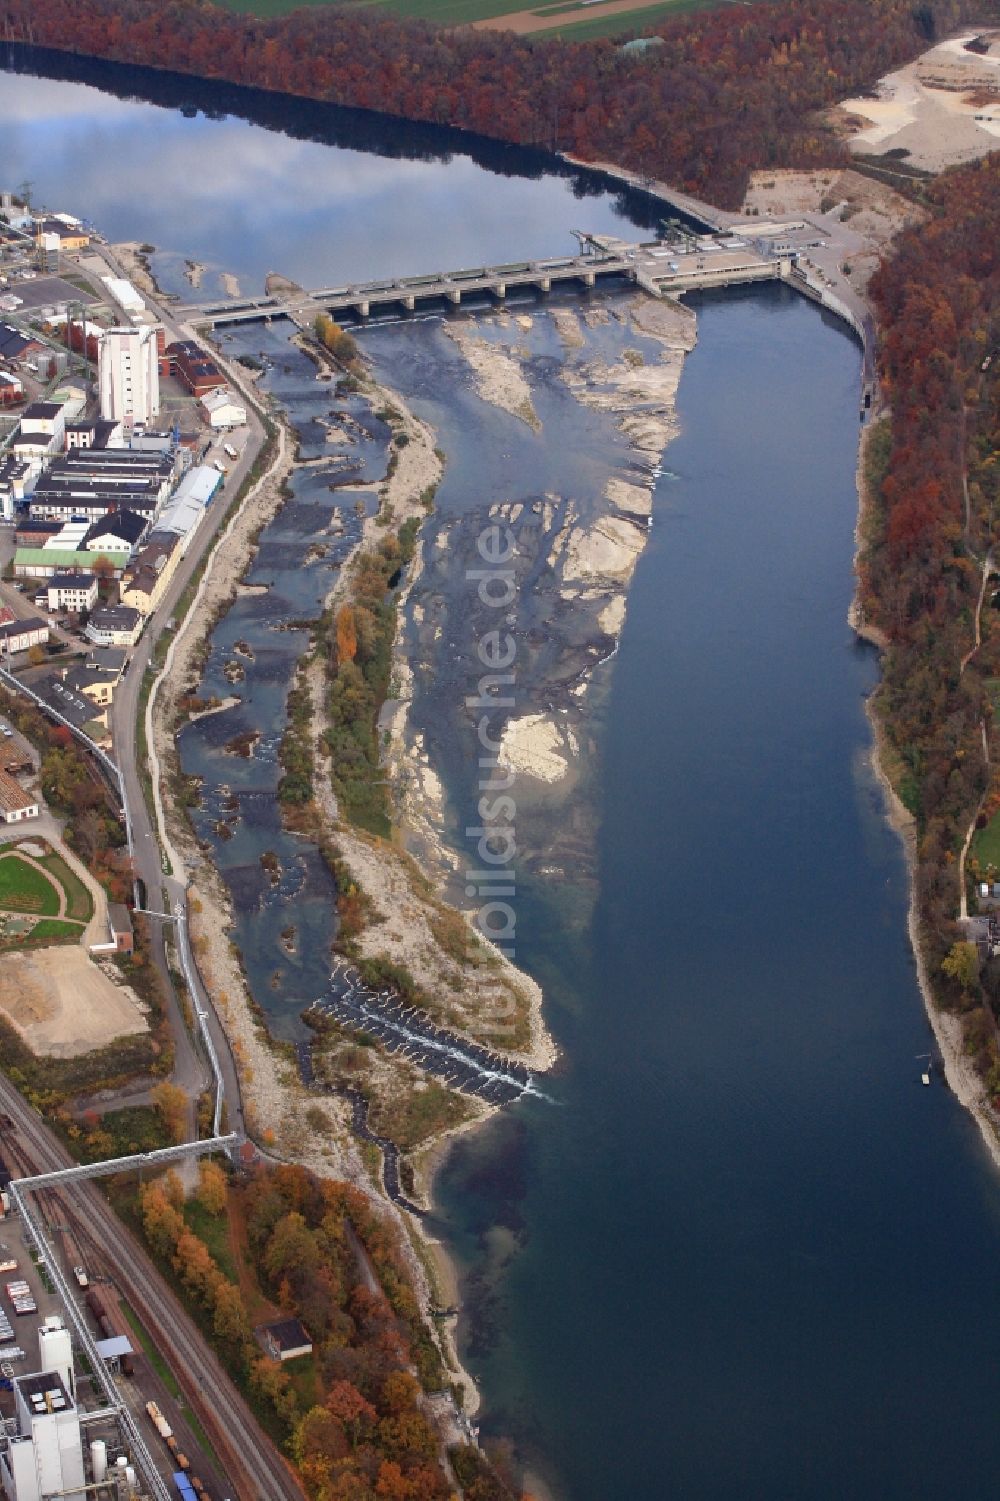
[38,852,93,923]
[535,0,719,38]
[974,815,1000,872]
[0,853,61,916]
[22,919,82,944]
[215,0,724,34]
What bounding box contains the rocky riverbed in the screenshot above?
[367,292,696,898]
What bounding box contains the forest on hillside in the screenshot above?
[138,1161,521,1501]
[860,154,1000,1093]
[1,0,997,207]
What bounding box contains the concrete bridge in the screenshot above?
[179,232,790,328]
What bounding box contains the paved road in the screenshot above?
[0,1074,304,1501]
[87,237,270,1136]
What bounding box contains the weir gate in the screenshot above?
[178,231,792,328]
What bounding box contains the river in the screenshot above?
[6,52,1000,1501]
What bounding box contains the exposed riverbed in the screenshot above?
[11,56,1000,1501]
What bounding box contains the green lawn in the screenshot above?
[973,810,1000,872]
[24,919,82,943]
[182,1197,240,1285]
[0,854,61,916]
[38,853,93,923]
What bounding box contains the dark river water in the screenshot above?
[7,53,1000,1501]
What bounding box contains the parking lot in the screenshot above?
[0,1209,68,1390]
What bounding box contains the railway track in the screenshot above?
[0,1082,304,1501]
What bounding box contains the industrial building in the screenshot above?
[200,388,246,428]
[152,465,220,554]
[100,276,145,318]
[64,418,122,452]
[98,325,161,427]
[166,340,223,398]
[0,324,43,364]
[0,620,48,656]
[33,214,89,252]
[0,1368,84,1501]
[28,449,174,523]
[12,403,66,462]
[0,459,36,523]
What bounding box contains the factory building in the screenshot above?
[153,465,220,555]
[98,325,160,427]
[0,1368,85,1501]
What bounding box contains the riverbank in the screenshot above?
[864,693,1000,1172]
[149,320,546,1425]
[851,419,1000,1171]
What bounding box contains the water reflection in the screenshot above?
[1,46,669,299]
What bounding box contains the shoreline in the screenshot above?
[151,326,531,1425]
[849,419,1000,1172]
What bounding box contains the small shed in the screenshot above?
[106,902,133,954]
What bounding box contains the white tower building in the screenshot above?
[98,325,160,426]
[38,1316,74,1399]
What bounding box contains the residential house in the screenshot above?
[85,606,143,648]
[47,573,99,614]
[62,665,114,708]
[257,1319,312,1363]
[85,647,127,681]
[34,676,109,744]
[120,534,180,617]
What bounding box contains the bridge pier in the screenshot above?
[402,294,415,313]
[356,299,370,319]
[582,270,596,289]
[492,281,506,302]
[447,288,461,306]
[539,276,551,294]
